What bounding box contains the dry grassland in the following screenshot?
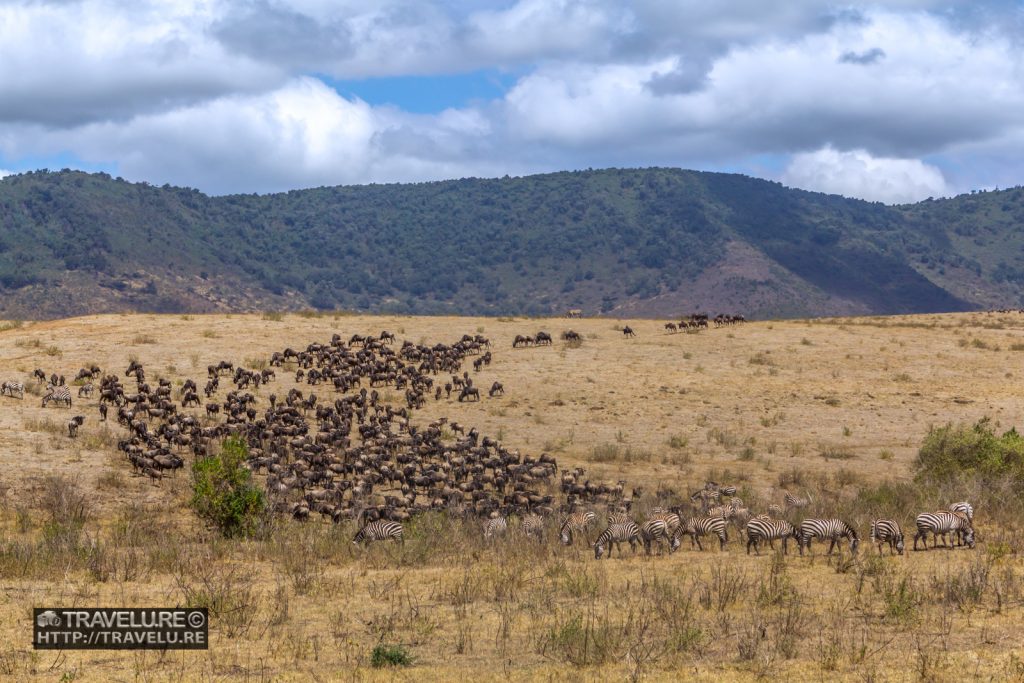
[1,311,1024,681]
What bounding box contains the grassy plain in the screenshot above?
[1,311,1024,681]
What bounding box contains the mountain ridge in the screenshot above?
[0,166,1020,319]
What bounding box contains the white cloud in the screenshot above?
[781,146,951,204]
[0,169,11,179]
[0,1,1022,200]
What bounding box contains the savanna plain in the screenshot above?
[2,310,1024,682]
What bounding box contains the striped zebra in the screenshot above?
[1,380,24,399]
[870,519,905,555]
[797,519,859,556]
[483,516,508,540]
[675,516,729,551]
[767,504,783,517]
[914,512,974,550]
[690,489,720,511]
[746,517,795,555]
[948,502,975,546]
[560,511,596,545]
[353,520,404,545]
[639,519,672,555]
[41,384,72,408]
[594,521,640,559]
[948,501,974,523]
[521,514,544,541]
[784,492,811,512]
[719,485,737,497]
[705,505,732,520]
[728,497,744,510]
[77,382,94,398]
[607,512,633,525]
[649,510,682,534]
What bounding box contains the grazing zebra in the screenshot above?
[606,512,633,525]
[870,519,905,556]
[798,519,859,556]
[767,504,783,517]
[77,382,94,398]
[483,516,509,540]
[746,517,796,555]
[1,380,24,399]
[521,514,544,541]
[675,516,729,551]
[914,512,974,550]
[719,486,737,497]
[639,519,672,555]
[594,522,641,559]
[784,492,812,511]
[353,520,404,545]
[560,511,596,545]
[649,510,682,534]
[948,501,974,523]
[41,384,72,408]
[948,501,975,546]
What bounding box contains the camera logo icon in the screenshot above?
[36,611,61,628]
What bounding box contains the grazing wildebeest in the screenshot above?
[622,326,636,337]
[67,415,85,437]
[489,381,504,397]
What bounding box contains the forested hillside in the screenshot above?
[1,167,1021,319]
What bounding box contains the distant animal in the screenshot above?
[621,326,636,337]
[594,522,640,559]
[42,384,72,408]
[565,309,582,318]
[489,381,504,397]
[914,512,974,550]
[77,383,94,398]
[675,516,729,551]
[458,386,480,402]
[1,380,24,399]
[746,517,795,555]
[560,511,596,545]
[67,415,85,437]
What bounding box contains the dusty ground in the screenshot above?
[1,310,1024,681]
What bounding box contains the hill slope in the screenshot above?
[0,167,1020,319]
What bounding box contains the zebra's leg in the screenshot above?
[694,535,704,552]
[718,532,726,551]
[827,538,837,555]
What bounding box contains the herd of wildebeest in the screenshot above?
[1,313,978,558]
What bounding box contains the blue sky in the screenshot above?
[1,1,1023,203]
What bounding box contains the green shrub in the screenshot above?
[190,437,265,538]
[370,644,413,668]
[915,418,1024,488]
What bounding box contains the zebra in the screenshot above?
[797,519,859,556]
[353,520,404,545]
[1,380,24,399]
[746,517,796,555]
[649,510,682,534]
[705,505,732,520]
[606,512,633,526]
[594,522,641,559]
[77,382,94,398]
[674,516,729,551]
[41,384,72,408]
[639,519,672,555]
[784,492,812,512]
[870,519,905,555]
[483,516,508,540]
[767,504,783,517]
[690,489,720,511]
[949,501,974,523]
[521,514,544,541]
[914,512,974,550]
[719,486,737,497]
[560,511,596,545]
[948,502,975,546]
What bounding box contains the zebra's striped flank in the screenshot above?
[521,514,544,541]
[746,517,795,555]
[797,518,859,556]
[42,384,72,408]
[594,522,640,559]
[639,519,671,555]
[675,516,729,551]
[870,519,905,555]
[1,381,24,399]
[483,516,508,539]
[560,511,596,545]
[353,520,404,545]
[914,512,974,550]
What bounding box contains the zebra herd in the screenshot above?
[342,497,980,558]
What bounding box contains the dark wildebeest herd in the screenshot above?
[3,317,977,556]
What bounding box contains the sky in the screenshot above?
[0,1,1023,203]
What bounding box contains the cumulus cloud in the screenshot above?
[781,146,951,204]
[0,1,1022,201]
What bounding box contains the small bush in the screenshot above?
[915,418,1024,489]
[190,437,265,538]
[262,312,285,322]
[371,644,413,668]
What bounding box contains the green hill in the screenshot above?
[0,167,1020,319]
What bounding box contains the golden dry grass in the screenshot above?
[1,311,1024,680]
